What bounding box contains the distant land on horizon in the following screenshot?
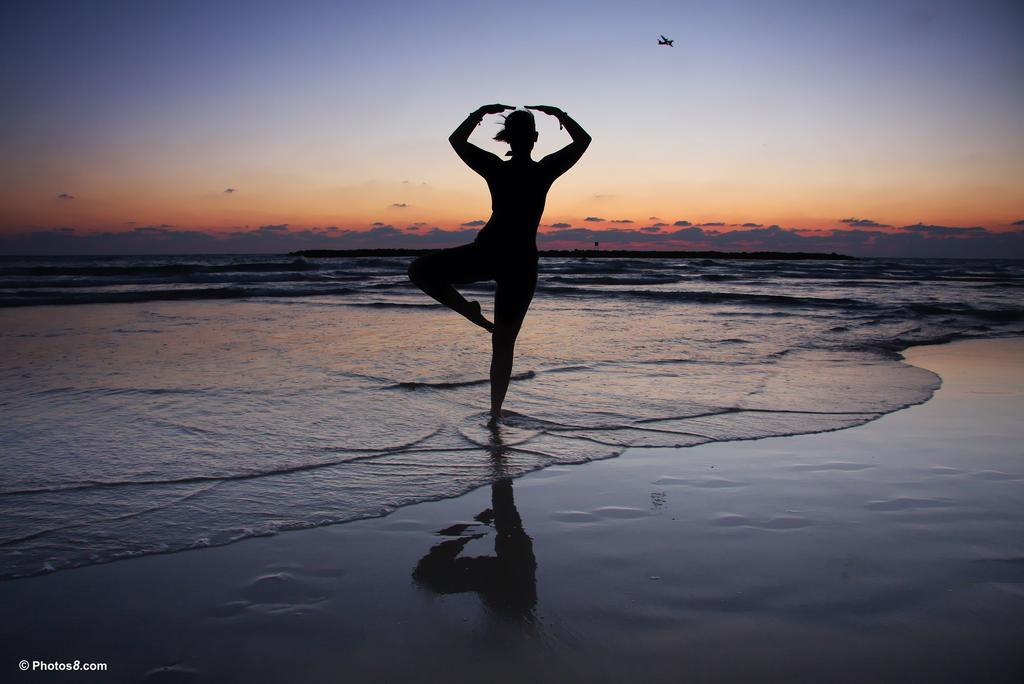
[290,248,856,261]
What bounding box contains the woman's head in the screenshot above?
[494,109,538,156]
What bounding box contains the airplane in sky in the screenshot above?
[658,35,674,47]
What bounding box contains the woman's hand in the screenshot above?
[527,105,570,130]
[476,103,515,116]
[526,105,564,118]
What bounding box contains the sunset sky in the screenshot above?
[2,0,1022,255]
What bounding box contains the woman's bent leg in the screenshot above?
[490,269,537,420]
[408,245,494,332]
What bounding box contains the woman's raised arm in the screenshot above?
[528,105,591,178]
[449,104,513,176]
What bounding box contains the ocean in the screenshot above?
[1,253,1022,579]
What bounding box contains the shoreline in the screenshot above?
[2,337,1022,682]
[289,248,854,260]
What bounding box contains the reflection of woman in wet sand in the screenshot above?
[412,477,537,620]
[413,409,538,619]
[408,104,591,421]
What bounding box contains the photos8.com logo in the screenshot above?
[19,659,109,672]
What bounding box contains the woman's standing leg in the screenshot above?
[408,244,494,332]
[490,268,537,420]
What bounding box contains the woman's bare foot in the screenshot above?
[466,301,494,333]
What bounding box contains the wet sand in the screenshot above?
[2,338,1022,683]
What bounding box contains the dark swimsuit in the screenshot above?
[412,156,558,327]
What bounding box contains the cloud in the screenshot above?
[391,203,408,208]
[649,216,661,221]
[673,220,692,227]
[584,216,605,222]
[840,217,890,228]
[3,222,1022,258]
[900,223,986,236]
[534,223,1024,258]
[0,226,224,255]
[652,222,668,227]
[460,220,486,226]
[223,188,237,194]
[610,219,633,224]
[57,193,74,200]
[698,222,726,227]
[361,224,397,234]
[131,224,176,233]
[372,222,386,226]
[741,222,763,228]
[548,222,572,228]
[406,225,421,231]
[1011,219,1024,226]
[640,226,662,233]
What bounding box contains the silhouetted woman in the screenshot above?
[408,104,591,421]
